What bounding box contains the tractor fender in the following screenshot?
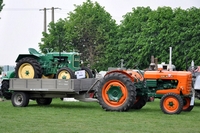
[15,54,39,62]
[105,70,136,82]
[194,75,200,90]
[2,70,15,79]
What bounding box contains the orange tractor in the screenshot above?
[96,67,194,114]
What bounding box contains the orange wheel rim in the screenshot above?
[102,80,128,107]
[183,97,190,110]
[163,96,179,113]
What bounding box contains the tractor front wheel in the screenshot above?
[81,67,94,78]
[182,97,194,111]
[56,67,75,79]
[15,57,42,79]
[97,72,136,111]
[160,93,183,114]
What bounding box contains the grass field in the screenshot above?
[0,98,200,133]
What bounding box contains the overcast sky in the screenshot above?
[0,0,200,65]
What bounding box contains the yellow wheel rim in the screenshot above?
[42,74,54,79]
[57,70,71,79]
[18,63,34,79]
[85,72,89,78]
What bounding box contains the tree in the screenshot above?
[117,7,152,69]
[39,19,73,53]
[39,4,200,71]
[0,0,4,11]
[117,6,200,70]
[0,0,4,19]
[39,0,117,71]
[65,0,117,70]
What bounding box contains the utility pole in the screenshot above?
[39,7,61,33]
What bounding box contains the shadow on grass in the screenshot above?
[194,102,200,106]
[27,101,100,110]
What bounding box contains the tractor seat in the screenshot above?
[29,48,42,56]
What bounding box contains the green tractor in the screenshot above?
[0,48,94,99]
[15,48,94,79]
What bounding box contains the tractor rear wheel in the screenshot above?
[1,80,12,99]
[56,67,75,79]
[182,97,194,111]
[97,72,136,111]
[131,96,147,109]
[36,98,52,105]
[160,93,183,114]
[81,67,93,78]
[11,92,29,107]
[15,57,42,79]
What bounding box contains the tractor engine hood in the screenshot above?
[144,71,192,79]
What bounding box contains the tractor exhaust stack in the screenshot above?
[169,47,172,71]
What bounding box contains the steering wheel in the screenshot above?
[188,66,199,73]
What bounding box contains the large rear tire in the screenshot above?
[81,67,93,78]
[36,98,52,105]
[11,92,29,107]
[15,57,42,79]
[160,93,183,114]
[1,80,12,99]
[131,96,147,109]
[56,67,75,79]
[182,97,194,111]
[97,72,136,111]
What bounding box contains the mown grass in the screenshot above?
[0,98,200,133]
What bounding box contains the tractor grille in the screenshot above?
[187,73,192,93]
[74,55,80,67]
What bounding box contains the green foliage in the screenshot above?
[39,0,117,71]
[39,19,73,53]
[117,6,200,70]
[65,0,117,70]
[0,0,4,13]
[118,7,152,69]
[39,3,200,71]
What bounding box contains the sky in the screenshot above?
[0,0,200,65]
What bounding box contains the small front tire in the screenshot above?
[81,67,93,78]
[182,97,194,111]
[56,67,75,79]
[160,93,183,114]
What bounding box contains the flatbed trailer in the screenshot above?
[9,78,98,107]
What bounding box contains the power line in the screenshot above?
[39,7,61,33]
[3,8,39,11]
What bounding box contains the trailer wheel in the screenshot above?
[1,80,12,100]
[56,67,75,79]
[160,93,183,114]
[36,98,52,105]
[81,67,93,78]
[11,92,29,107]
[131,96,147,109]
[15,57,42,79]
[182,97,194,111]
[97,72,136,111]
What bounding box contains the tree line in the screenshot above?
[38,0,200,71]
